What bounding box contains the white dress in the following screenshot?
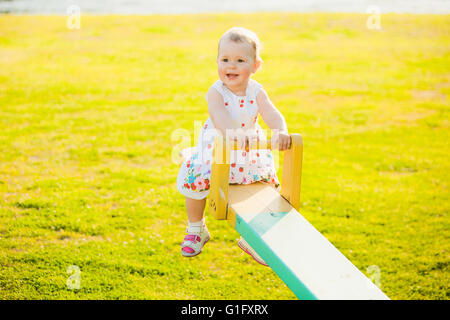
[177,79,280,200]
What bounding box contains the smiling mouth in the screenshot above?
[226,73,239,79]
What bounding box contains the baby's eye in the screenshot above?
[222,58,228,62]
[238,59,245,63]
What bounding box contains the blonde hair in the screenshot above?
[218,27,262,62]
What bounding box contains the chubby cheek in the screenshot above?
[217,65,226,78]
[218,66,227,77]
[218,61,226,71]
[239,66,251,77]
[239,62,253,75]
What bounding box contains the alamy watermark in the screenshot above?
[67,5,81,30]
[366,5,381,30]
[66,265,81,290]
[171,122,283,170]
[366,265,382,289]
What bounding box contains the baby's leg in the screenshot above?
[185,197,206,223]
[181,197,209,257]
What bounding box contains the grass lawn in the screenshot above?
[0,13,448,299]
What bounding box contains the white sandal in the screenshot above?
[181,224,211,257]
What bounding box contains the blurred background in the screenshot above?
[0,0,449,14]
[0,0,448,300]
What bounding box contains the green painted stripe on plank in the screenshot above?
[235,212,317,300]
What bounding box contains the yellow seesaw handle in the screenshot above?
[229,137,292,151]
[209,134,303,221]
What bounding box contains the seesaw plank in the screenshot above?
[228,182,389,300]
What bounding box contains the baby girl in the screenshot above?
[176,27,291,265]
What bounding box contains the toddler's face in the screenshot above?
[217,39,260,91]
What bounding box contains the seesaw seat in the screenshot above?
[227,182,288,226]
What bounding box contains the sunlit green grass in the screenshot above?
[0,13,448,299]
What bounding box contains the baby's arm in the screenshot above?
[256,88,291,150]
[207,87,240,136]
[207,87,253,148]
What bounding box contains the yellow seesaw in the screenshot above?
[208,134,389,300]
